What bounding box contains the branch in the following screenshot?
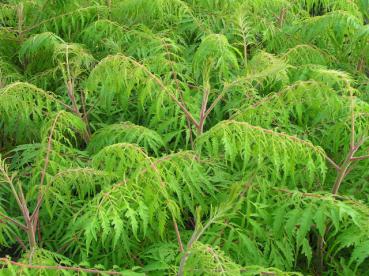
[173,217,184,253]
[14,235,27,251]
[331,144,359,195]
[203,89,227,120]
[198,84,210,134]
[351,154,369,161]
[325,156,340,171]
[0,161,30,229]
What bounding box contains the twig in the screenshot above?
[325,156,340,171]
[15,235,27,251]
[173,217,184,253]
[350,154,369,161]
[0,161,36,251]
[203,89,227,120]
[198,84,210,134]
[331,145,359,195]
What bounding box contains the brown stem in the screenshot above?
[15,235,27,251]
[325,156,340,171]
[200,83,238,135]
[350,154,369,161]
[198,84,210,134]
[331,145,358,195]
[316,235,324,275]
[0,164,36,251]
[203,89,227,123]
[173,218,184,253]
[17,183,37,254]
[37,220,42,244]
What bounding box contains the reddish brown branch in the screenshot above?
[173,218,184,253]
[331,145,359,195]
[203,89,226,120]
[15,235,27,251]
[198,84,210,134]
[351,154,369,161]
[0,162,35,250]
[325,156,340,171]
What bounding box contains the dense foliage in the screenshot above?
[0,0,369,275]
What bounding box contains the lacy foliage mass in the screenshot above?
[0,0,369,275]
